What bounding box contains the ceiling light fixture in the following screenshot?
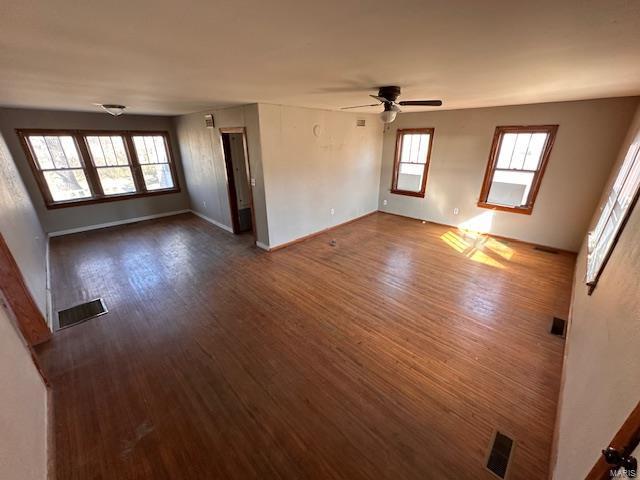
[100,104,126,116]
[379,103,399,124]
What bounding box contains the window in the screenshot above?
[478,125,558,214]
[18,130,179,208]
[390,128,434,197]
[132,135,175,191]
[586,138,640,292]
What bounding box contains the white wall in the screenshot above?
[174,104,269,245]
[553,104,640,479]
[0,301,48,480]
[378,97,639,252]
[257,104,383,247]
[0,133,47,318]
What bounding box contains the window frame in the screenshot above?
[478,125,558,215]
[17,129,180,209]
[390,128,435,198]
[586,140,640,294]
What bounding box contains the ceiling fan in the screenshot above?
[341,86,442,123]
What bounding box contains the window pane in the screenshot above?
[496,133,517,169]
[45,136,69,169]
[59,137,81,167]
[523,133,547,170]
[28,136,54,169]
[141,164,174,190]
[43,169,91,201]
[133,137,149,163]
[96,166,136,195]
[153,137,168,163]
[509,133,532,170]
[400,134,430,164]
[86,136,130,167]
[487,170,535,207]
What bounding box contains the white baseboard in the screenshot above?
[48,210,191,237]
[256,241,270,251]
[189,210,234,233]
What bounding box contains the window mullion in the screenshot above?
[74,133,103,197]
[125,133,147,193]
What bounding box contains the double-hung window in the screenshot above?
[390,128,434,197]
[18,130,179,208]
[586,138,640,292]
[478,125,558,214]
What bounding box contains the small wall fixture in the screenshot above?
[100,104,126,116]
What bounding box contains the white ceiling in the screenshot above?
[1,0,639,115]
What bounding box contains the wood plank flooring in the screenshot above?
[37,212,575,479]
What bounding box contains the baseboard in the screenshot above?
[266,210,377,252]
[189,210,234,233]
[48,210,191,237]
[46,387,55,480]
[256,241,270,251]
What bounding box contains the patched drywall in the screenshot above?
[174,105,269,245]
[0,107,190,233]
[553,104,640,479]
[257,104,383,247]
[0,299,48,480]
[378,97,639,251]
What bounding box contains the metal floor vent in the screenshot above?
[550,317,567,337]
[486,430,515,479]
[533,245,559,254]
[58,298,108,330]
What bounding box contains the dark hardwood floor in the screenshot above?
[37,212,575,479]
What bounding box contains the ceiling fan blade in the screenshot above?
[398,100,443,106]
[340,103,381,110]
[370,95,389,103]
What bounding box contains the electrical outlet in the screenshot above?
[383,199,388,206]
[330,208,335,215]
[203,200,206,208]
[250,178,256,187]
[453,208,459,215]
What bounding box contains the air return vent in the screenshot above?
[58,298,108,330]
[486,430,515,479]
[356,119,366,127]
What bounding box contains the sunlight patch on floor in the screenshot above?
[440,229,514,269]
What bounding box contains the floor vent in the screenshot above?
[550,317,567,337]
[486,430,514,479]
[533,245,559,254]
[58,298,108,330]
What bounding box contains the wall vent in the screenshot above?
[356,119,366,127]
[58,298,108,330]
[486,430,515,479]
[550,317,567,337]
[204,114,215,129]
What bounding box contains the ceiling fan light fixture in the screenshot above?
[379,104,398,124]
[100,104,126,116]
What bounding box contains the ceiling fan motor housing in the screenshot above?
[378,86,401,102]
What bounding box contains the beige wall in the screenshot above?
[257,104,383,247]
[0,300,48,480]
[553,104,640,479]
[0,107,190,234]
[0,132,47,318]
[174,104,269,246]
[378,97,639,252]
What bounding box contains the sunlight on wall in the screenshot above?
[458,211,495,234]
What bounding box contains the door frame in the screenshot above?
[219,127,257,242]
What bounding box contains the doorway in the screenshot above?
[220,128,255,237]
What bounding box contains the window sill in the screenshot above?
[390,189,426,198]
[45,187,180,209]
[477,201,533,215]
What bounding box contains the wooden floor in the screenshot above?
[38,212,575,479]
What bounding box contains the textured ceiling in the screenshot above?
[1,0,639,115]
